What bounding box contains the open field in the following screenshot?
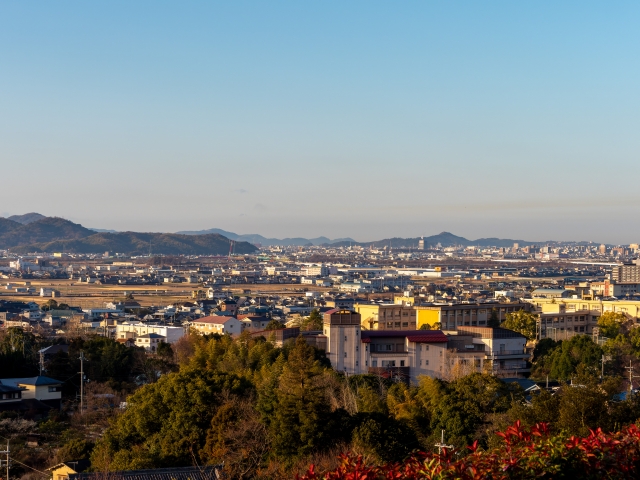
[0,280,334,308]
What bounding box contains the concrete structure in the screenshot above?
[415,302,530,330]
[322,309,449,383]
[446,327,529,377]
[524,297,640,323]
[354,303,417,330]
[612,262,640,283]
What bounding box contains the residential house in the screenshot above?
[135,333,166,352]
[191,316,243,336]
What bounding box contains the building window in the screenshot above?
[425,359,429,366]
[344,335,347,341]
[356,346,359,352]
[344,352,347,357]
[365,345,368,351]
[400,360,405,367]
[365,361,368,366]
[355,361,359,366]
[372,360,378,367]
[420,360,422,365]
[425,345,429,351]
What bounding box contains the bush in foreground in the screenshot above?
[297,421,640,479]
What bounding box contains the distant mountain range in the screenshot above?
[329,232,538,249]
[176,227,357,247]
[0,213,592,254]
[0,215,257,255]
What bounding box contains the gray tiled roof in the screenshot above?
[69,466,223,480]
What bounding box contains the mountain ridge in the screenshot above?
[0,216,257,255]
[176,227,357,246]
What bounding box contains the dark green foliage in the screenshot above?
[430,373,523,448]
[352,413,418,463]
[0,327,40,377]
[265,319,285,330]
[533,335,603,380]
[487,308,500,328]
[91,369,252,471]
[269,337,331,460]
[302,309,323,331]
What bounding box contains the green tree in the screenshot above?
[597,311,629,338]
[91,369,252,471]
[265,319,285,331]
[430,373,523,448]
[487,308,500,328]
[501,311,538,341]
[269,336,330,461]
[351,413,418,463]
[156,341,174,359]
[534,335,603,380]
[557,367,621,436]
[301,309,323,331]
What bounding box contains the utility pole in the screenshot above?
[0,440,9,480]
[79,351,85,414]
[434,429,453,455]
[624,360,640,393]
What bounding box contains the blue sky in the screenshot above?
[1,2,639,243]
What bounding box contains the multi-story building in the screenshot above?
[446,327,529,377]
[354,303,417,330]
[414,302,530,330]
[524,297,640,323]
[322,309,455,383]
[612,262,640,283]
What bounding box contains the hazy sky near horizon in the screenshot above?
[1,2,639,244]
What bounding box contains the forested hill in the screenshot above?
[0,216,257,255]
[328,231,537,248]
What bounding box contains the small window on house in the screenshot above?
[400,360,405,367]
[356,346,359,352]
[425,345,429,351]
[355,361,359,366]
[425,359,429,366]
[344,335,348,341]
[344,352,347,357]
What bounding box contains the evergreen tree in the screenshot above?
[270,336,330,460]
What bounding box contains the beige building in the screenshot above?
[191,316,243,336]
[524,297,640,322]
[446,327,530,378]
[354,303,417,330]
[414,302,530,330]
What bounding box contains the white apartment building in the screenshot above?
[115,322,185,343]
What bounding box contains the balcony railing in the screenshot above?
[487,350,527,357]
[370,350,409,355]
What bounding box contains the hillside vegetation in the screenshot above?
[0,216,257,255]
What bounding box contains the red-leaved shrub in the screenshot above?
[297,421,640,479]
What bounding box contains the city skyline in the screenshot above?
[2,2,639,243]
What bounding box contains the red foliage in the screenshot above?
[297,422,640,479]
